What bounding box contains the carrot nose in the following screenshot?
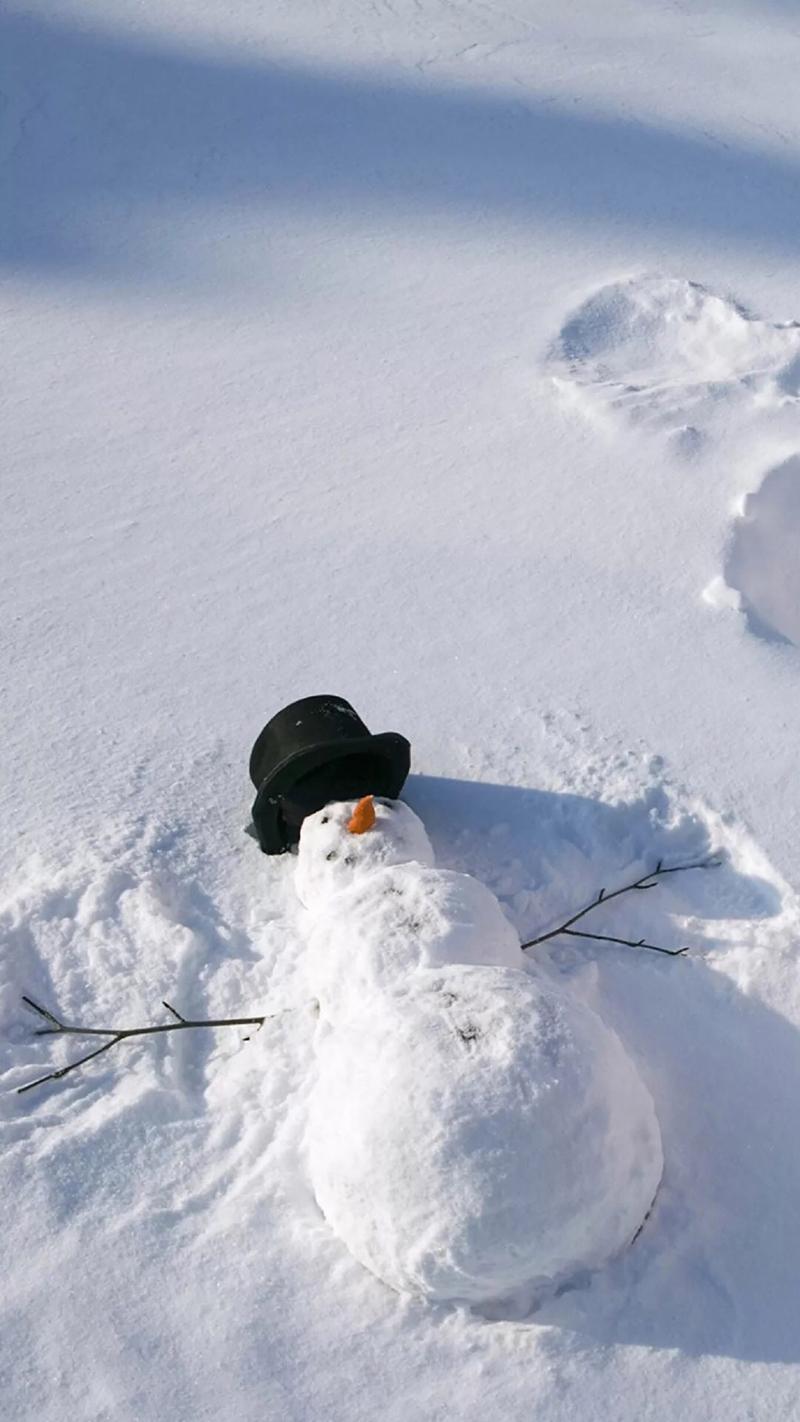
[347,795,376,834]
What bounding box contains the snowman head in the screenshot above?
[295,795,435,910]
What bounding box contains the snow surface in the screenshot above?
[725,453,800,645]
[4,0,800,1418]
[300,798,662,1307]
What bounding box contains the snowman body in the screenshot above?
[298,798,663,1307]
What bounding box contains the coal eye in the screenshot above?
[344,855,355,867]
[321,815,330,824]
[326,850,337,862]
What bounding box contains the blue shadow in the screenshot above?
[3,10,800,281]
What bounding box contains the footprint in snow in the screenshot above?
[548,275,800,445]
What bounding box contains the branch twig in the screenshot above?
[520,857,720,957]
[17,996,289,1095]
[560,929,688,957]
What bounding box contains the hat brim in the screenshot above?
[250,732,410,853]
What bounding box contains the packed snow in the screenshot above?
[724,453,800,646]
[549,274,800,455]
[300,797,662,1306]
[4,1,800,1420]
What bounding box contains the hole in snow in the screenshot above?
[725,455,800,646]
[456,1022,481,1044]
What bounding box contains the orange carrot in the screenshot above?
[347,795,376,834]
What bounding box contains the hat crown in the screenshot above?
[249,695,369,789]
[248,696,411,854]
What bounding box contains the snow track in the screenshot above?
[549,275,800,656]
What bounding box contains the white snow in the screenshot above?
[296,796,437,915]
[4,0,800,1419]
[549,275,800,446]
[724,454,800,646]
[300,799,662,1308]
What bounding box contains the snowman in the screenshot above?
[296,794,663,1310]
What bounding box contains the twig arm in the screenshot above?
[562,928,689,957]
[520,857,719,956]
[16,998,287,1095]
[18,1036,126,1094]
[21,995,266,1039]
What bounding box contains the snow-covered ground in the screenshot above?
[3,1,800,1417]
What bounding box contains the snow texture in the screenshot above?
[300,799,662,1307]
[549,274,800,448]
[6,1,800,1419]
[724,454,800,646]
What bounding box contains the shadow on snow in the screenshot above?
[407,773,800,1365]
[3,10,800,281]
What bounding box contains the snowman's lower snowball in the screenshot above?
[299,799,663,1307]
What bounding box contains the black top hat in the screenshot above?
[248,695,411,853]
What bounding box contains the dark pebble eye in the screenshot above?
[321,815,330,824]
[344,855,355,867]
[326,850,337,862]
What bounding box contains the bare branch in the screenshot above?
[18,1036,126,1094]
[561,929,690,957]
[520,857,720,955]
[22,996,64,1032]
[16,997,306,1095]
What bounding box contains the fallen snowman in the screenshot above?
[20,790,698,1311]
[296,794,663,1310]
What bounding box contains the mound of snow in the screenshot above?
[297,799,663,1307]
[553,276,800,391]
[724,454,800,646]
